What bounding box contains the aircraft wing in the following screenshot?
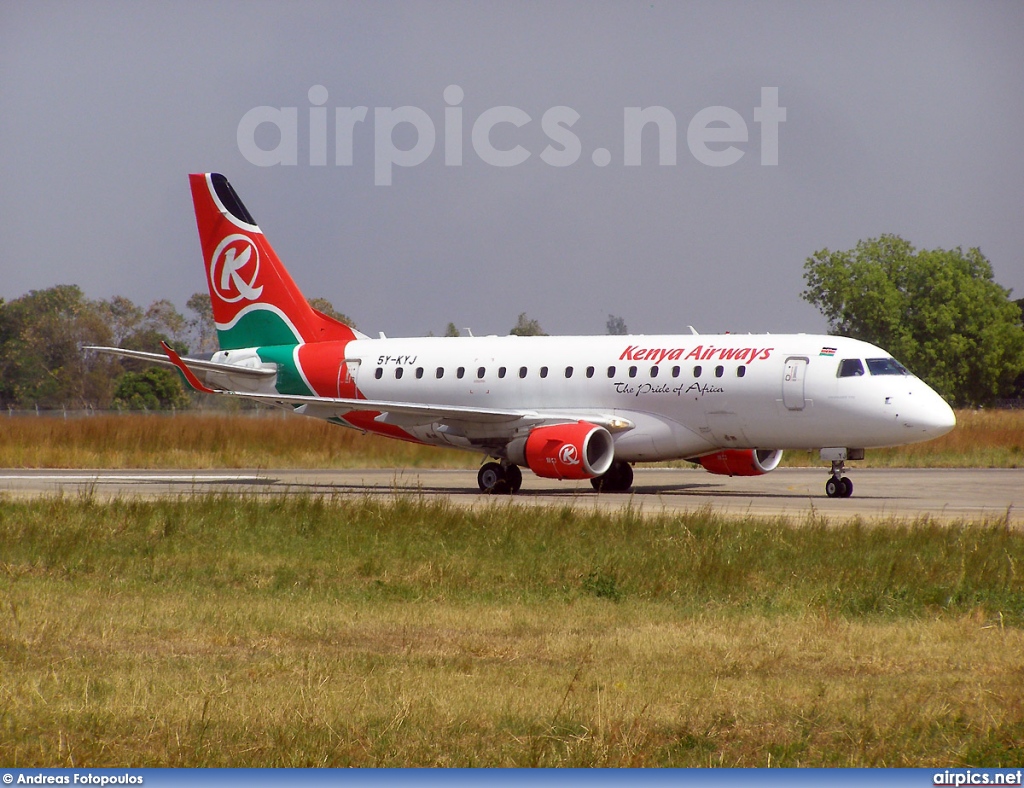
[158,342,633,433]
[214,389,634,432]
[201,389,532,425]
[83,345,277,379]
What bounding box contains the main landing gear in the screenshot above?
[825,460,854,498]
[590,460,634,493]
[477,461,523,494]
[476,460,635,494]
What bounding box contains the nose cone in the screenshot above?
[902,385,956,440]
[919,391,956,437]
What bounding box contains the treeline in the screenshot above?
[0,285,216,410]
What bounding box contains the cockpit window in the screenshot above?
[867,357,910,376]
[837,359,865,378]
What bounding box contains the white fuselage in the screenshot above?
[319,332,956,462]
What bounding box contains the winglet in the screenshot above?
[161,342,218,394]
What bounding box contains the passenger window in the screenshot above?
[519,367,528,379]
[395,367,404,379]
[435,367,444,379]
[838,359,865,377]
[540,366,548,379]
[672,366,680,378]
[375,368,383,379]
[737,365,746,378]
[415,367,424,379]
[693,365,702,378]
[715,366,724,378]
[607,366,616,378]
[565,366,573,378]
[498,367,506,379]
[457,367,465,379]
[477,366,486,379]
[586,366,595,378]
[628,366,637,378]
[650,366,659,378]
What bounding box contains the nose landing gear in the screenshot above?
[825,459,854,498]
[820,448,863,498]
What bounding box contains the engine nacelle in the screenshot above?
[507,421,615,480]
[697,448,783,477]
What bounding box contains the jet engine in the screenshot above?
[696,448,783,477]
[507,421,615,480]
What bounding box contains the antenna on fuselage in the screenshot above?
[688,326,699,335]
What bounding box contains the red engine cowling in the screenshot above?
[508,421,615,480]
[697,448,783,477]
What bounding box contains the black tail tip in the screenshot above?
[210,173,257,226]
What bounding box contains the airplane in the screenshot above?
[87,173,957,498]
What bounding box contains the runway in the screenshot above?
[0,467,1021,524]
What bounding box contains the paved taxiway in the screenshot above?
[0,467,1020,524]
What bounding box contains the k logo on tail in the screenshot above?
[211,235,263,303]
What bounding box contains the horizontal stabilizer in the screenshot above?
[83,346,276,379]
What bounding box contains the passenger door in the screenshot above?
[782,357,808,410]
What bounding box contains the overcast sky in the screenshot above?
[2,1,1022,339]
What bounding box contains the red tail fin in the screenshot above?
[189,173,360,350]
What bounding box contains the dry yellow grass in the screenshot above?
[0,411,478,469]
[0,408,1020,469]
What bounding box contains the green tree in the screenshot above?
[100,295,144,346]
[444,322,460,337]
[142,299,188,346]
[308,297,356,329]
[112,368,191,411]
[0,285,115,408]
[96,295,189,355]
[1013,298,1024,398]
[509,313,547,336]
[606,314,628,335]
[802,235,1024,406]
[186,292,217,353]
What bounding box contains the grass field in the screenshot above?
[0,411,479,470]
[2,495,1023,766]
[0,408,1021,469]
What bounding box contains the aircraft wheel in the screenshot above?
[613,461,634,492]
[591,461,633,493]
[478,462,508,494]
[504,464,523,493]
[840,477,854,498]
[825,477,841,498]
